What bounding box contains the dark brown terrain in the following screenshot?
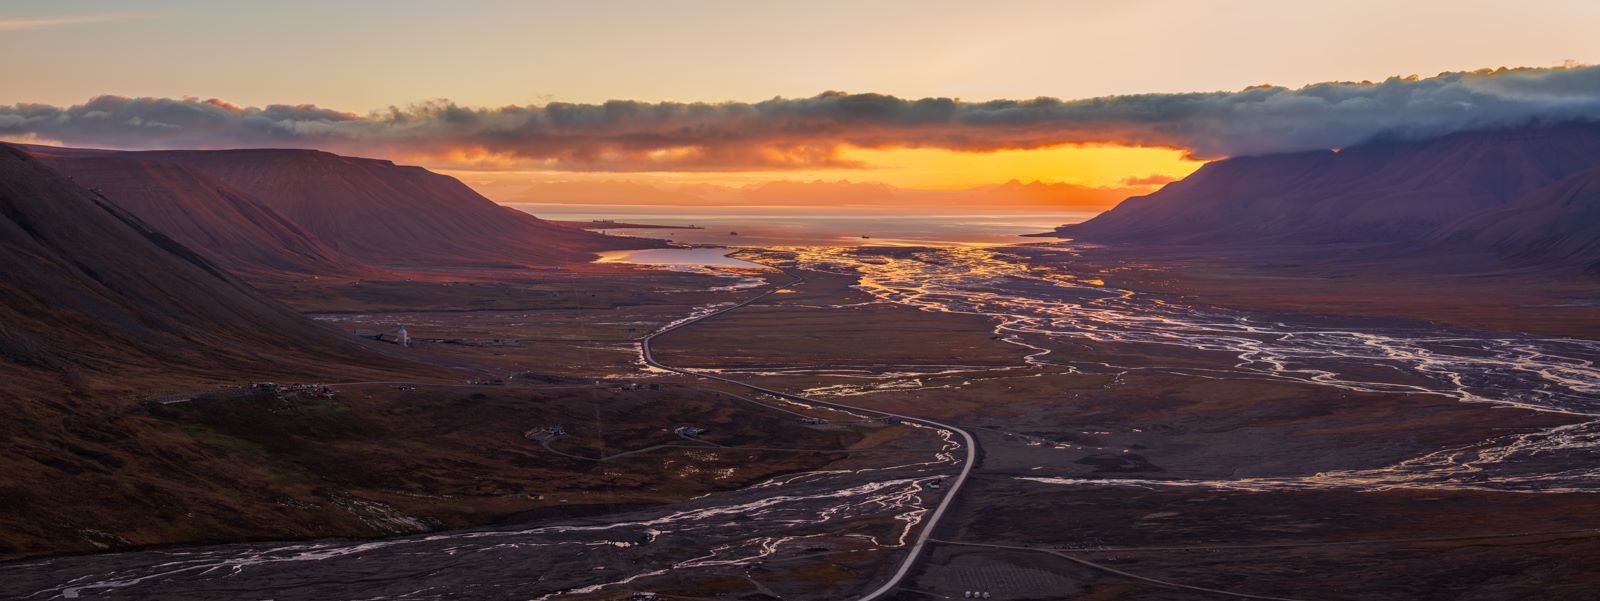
[1043,122,1600,338]
[0,144,411,387]
[643,250,1600,600]
[28,150,361,278]
[24,145,657,271]
[140,148,654,268]
[1034,243,1600,339]
[1063,122,1600,246]
[1437,163,1600,269]
[4,121,1600,600]
[0,143,760,561]
[0,144,442,557]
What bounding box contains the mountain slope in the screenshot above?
[28,151,363,278]
[126,149,653,268]
[0,144,408,381]
[1063,122,1600,245]
[0,143,452,558]
[1435,165,1600,271]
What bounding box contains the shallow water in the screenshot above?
[2,426,958,600]
[783,245,1600,492]
[595,247,771,292]
[11,242,1600,598]
[515,203,1085,247]
[595,247,767,268]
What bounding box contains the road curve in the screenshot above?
[639,273,978,601]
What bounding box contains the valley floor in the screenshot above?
[1045,242,1600,339]
[6,243,1600,600]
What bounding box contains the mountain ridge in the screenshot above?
[1056,121,1600,270]
[0,142,418,380]
[1434,164,1600,271]
[29,151,365,278]
[135,148,653,268]
[22,145,657,272]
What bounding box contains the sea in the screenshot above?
[508,203,1094,247]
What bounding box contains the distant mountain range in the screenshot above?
[26,145,653,276]
[1058,122,1600,271]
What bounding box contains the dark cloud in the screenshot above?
[5,65,1600,170]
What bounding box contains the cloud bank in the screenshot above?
[488,178,1135,211]
[5,65,1600,170]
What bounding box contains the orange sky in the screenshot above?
[833,145,1202,190]
[440,144,1205,204]
[4,1,1598,207]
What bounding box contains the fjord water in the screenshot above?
[514,203,1091,247]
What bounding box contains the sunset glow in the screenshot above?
[4,1,1599,210]
[8,2,1600,597]
[438,143,1203,208]
[833,145,1203,190]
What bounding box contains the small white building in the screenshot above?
[395,325,410,347]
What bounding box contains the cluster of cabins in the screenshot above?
[673,425,708,438]
[139,381,334,406]
[252,382,336,398]
[524,425,565,442]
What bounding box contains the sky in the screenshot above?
[4,0,1600,207]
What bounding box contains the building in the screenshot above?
[524,426,565,442]
[395,325,411,347]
